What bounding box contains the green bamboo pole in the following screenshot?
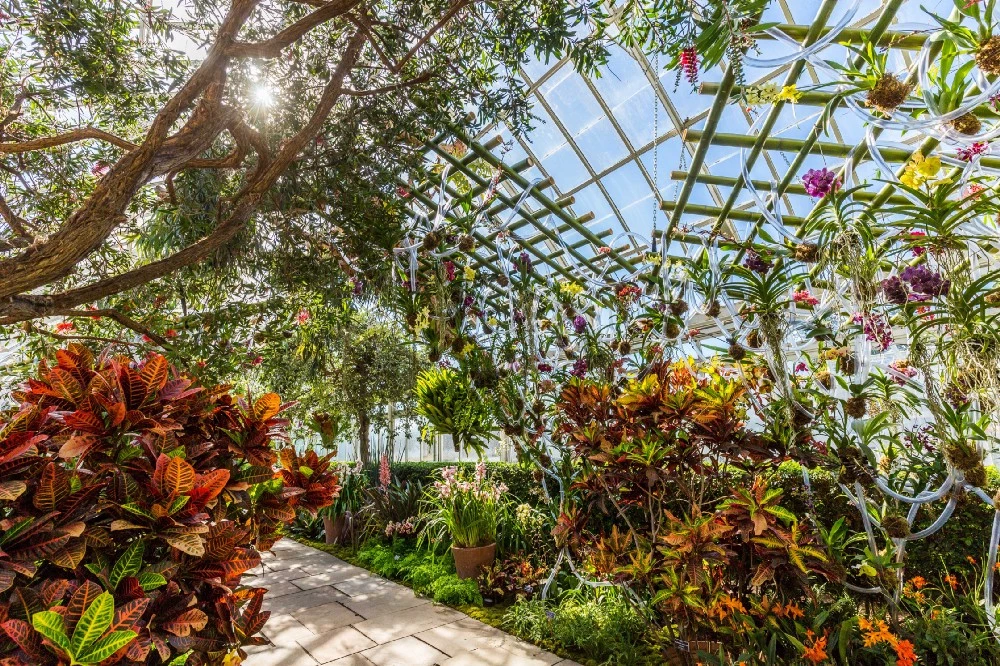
[661,201,805,226]
[424,141,613,279]
[757,25,929,50]
[706,0,908,251]
[443,124,639,275]
[668,171,913,204]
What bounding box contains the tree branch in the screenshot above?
[227,0,362,58]
[0,127,137,155]
[342,71,434,97]
[396,0,472,73]
[0,32,367,323]
[23,320,145,348]
[53,308,173,349]
[0,192,33,245]
[0,0,259,300]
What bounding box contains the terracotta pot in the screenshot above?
[323,514,348,545]
[451,542,496,579]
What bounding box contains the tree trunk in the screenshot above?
[358,412,370,465]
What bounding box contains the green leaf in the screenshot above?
[71,591,114,654]
[121,503,154,520]
[167,650,193,665]
[32,610,71,653]
[168,495,191,515]
[136,572,167,591]
[109,540,144,589]
[77,630,137,664]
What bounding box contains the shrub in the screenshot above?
[0,345,340,665]
[409,563,452,596]
[429,575,482,606]
[503,590,651,665]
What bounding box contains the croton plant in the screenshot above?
[0,344,340,665]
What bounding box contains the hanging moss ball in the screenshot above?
[951,112,982,136]
[839,353,857,376]
[944,440,982,473]
[458,234,476,252]
[845,396,867,419]
[965,464,988,489]
[881,514,911,539]
[865,74,911,114]
[665,322,681,339]
[422,231,441,251]
[707,300,722,317]
[669,299,689,316]
[792,406,813,427]
[816,369,832,389]
[794,242,819,263]
[746,329,763,348]
[837,446,868,486]
[428,349,441,362]
[728,340,747,361]
[618,340,632,355]
[977,35,1000,76]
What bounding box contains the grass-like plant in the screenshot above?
[419,464,509,550]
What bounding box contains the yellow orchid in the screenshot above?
[463,265,476,281]
[559,281,584,298]
[414,307,431,334]
[777,85,802,103]
[901,153,950,190]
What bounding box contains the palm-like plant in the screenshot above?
[414,366,496,455]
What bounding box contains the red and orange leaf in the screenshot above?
[140,354,169,391]
[160,608,208,637]
[252,393,281,422]
[156,455,195,500]
[33,462,70,512]
[110,598,150,632]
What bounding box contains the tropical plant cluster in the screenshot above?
[0,345,340,665]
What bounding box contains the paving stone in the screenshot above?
[414,620,506,656]
[293,601,363,634]
[333,573,397,597]
[360,636,449,666]
[265,554,340,573]
[244,643,319,666]
[439,647,559,666]
[339,585,430,620]
[297,626,377,663]
[353,604,464,645]
[263,586,347,616]
[261,613,316,644]
[291,566,372,590]
[415,618,544,659]
[245,547,569,666]
[327,655,377,666]
[260,580,310,599]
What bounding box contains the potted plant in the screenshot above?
[419,464,509,579]
[322,460,368,545]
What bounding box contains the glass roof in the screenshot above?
[412,0,963,287]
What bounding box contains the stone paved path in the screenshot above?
[245,539,582,666]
